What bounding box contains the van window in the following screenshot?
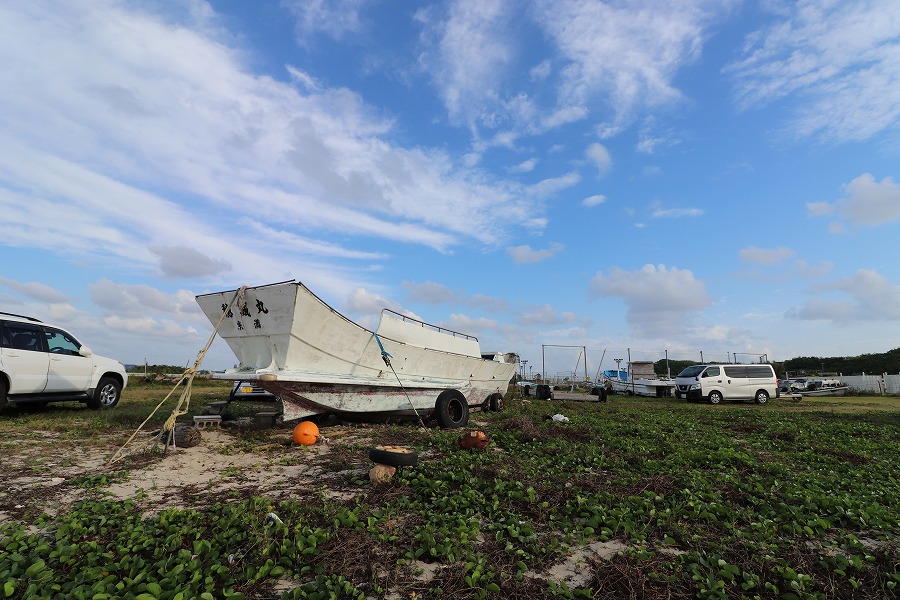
[704,366,720,377]
[723,366,748,378]
[746,365,774,378]
[678,365,706,377]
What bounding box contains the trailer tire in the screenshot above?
[488,393,503,412]
[435,390,470,428]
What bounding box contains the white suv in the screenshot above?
[0,312,128,410]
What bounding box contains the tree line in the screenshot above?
[654,347,900,378]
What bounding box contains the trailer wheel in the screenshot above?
[435,390,470,428]
[488,393,503,412]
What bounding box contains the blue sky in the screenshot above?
[2,0,899,377]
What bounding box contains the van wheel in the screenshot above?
[754,390,769,405]
[0,379,7,411]
[708,391,723,405]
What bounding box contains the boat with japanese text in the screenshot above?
[195,281,518,427]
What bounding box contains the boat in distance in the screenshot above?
[195,280,518,427]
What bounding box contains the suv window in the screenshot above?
[44,327,82,356]
[3,323,46,352]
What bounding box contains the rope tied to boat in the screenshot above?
[373,332,426,428]
[108,286,246,463]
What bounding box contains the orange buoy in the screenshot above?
[292,421,319,445]
[459,430,490,450]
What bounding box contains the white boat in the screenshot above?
[195,281,518,427]
[797,379,850,397]
[602,362,675,397]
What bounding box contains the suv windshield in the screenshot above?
[677,365,706,378]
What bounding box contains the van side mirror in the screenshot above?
[79,346,93,357]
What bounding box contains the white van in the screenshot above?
[674,364,778,404]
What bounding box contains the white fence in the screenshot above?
[838,373,900,394]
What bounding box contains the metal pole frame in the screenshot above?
[542,344,588,384]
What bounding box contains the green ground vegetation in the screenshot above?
[1,381,898,599]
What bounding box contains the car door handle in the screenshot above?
[51,357,62,362]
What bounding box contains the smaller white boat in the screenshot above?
[602,362,674,397]
[797,378,850,397]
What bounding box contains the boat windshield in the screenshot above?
[677,365,706,378]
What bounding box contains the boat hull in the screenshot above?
[798,386,850,397]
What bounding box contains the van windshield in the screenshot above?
[677,365,706,378]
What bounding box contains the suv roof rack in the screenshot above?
[0,311,43,323]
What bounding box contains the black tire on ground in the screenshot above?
[368,445,419,467]
[598,387,608,402]
[754,390,769,405]
[87,377,122,409]
[708,390,723,405]
[488,393,503,412]
[536,384,552,400]
[173,425,202,448]
[0,379,7,411]
[434,390,470,428]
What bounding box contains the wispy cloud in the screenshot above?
[726,0,900,142]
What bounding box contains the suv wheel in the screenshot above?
[87,377,121,409]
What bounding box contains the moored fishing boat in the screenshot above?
[195,281,518,427]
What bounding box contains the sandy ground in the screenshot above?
[0,422,629,588]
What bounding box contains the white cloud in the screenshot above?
[511,158,538,173]
[589,264,712,337]
[283,0,369,41]
[651,207,704,219]
[417,0,514,126]
[533,0,731,126]
[88,278,200,320]
[0,1,536,293]
[0,276,70,304]
[528,172,581,197]
[517,304,578,326]
[808,174,900,229]
[582,194,606,207]
[786,268,900,322]
[738,246,796,265]
[585,143,612,176]
[726,0,900,142]
[402,281,508,312]
[149,246,232,279]
[506,243,564,264]
[530,59,552,81]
